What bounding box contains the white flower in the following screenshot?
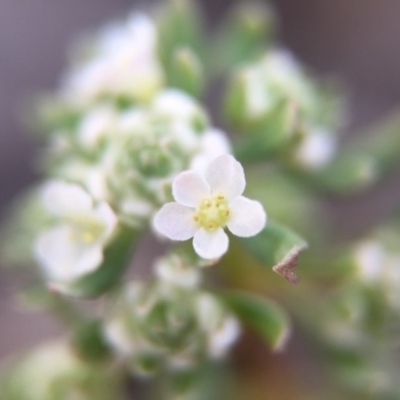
[61,13,164,106]
[35,180,117,283]
[154,154,266,260]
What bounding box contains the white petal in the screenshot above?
[41,180,93,217]
[154,203,197,241]
[227,196,266,237]
[172,171,211,207]
[193,228,229,260]
[153,89,198,122]
[78,105,116,148]
[206,155,245,200]
[71,245,104,278]
[35,226,103,282]
[295,129,336,169]
[208,316,241,359]
[190,128,232,174]
[93,202,117,240]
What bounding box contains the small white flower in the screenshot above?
[154,154,266,260]
[35,180,117,283]
[61,13,164,106]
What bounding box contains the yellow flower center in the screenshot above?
[193,194,231,232]
[67,216,105,244]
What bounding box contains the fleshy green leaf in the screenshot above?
[212,2,276,75]
[72,320,111,362]
[237,220,308,284]
[168,47,204,97]
[52,225,140,299]
[221,290,291,351]
[156,0,206,91]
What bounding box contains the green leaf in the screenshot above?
[212,2,276,75]
[224,71,249,131]
[316,107,400,194]
[156,0,206,84]
[168,47,204,97]
[72,320,111,362]
[57,225,140,299]
[221,290,291,351]
[237,220,308,284]
[233,101,300,163]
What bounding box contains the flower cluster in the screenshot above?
[1,342,124,400]
[0,0,350,400]
[60,13,164,108]
[105,254,240,375]
[227,50,342,170]
[47,89,230,227]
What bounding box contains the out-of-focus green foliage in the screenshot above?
[222,290,290,350]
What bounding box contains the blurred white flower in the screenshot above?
[190,128,231,173]
[154,253,201,289]
[35,180,117,283]
[154,154,266,259]
[1,341,122,400]
[354,240,385,283]
[77,104,117,150]
[61,13,164,106]
[104,281,240,374]
[243,50,315,119]
[354,239,400,308]
[152,89,207,125]
[196,293,241,359]
[294,128,337,170]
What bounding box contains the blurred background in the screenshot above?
[1,0,400,388]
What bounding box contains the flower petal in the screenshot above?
[190,128,231,174]
[93,202,118,240]
[227,196,266,237]
[41,180,93,217]
[206,154,245,200]
[154,202,197,240]
[193,228,229,260]
[35,226,103,282]
[172,171,211,207]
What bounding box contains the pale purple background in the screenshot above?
[1,0,400,360]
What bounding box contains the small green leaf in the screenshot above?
[57,225,140,299]
[212,2,276,74]
[224,71,248,131]
[72,320,111,362]
[221,290,291,351]
[156,0,206,74]
[237,221,308,284]
[168,47,204,97]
